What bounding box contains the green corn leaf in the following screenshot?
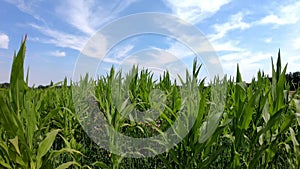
[192,58,202,79]
[26,67,29,86]
[15,155,26,167]
[232,152,241,168]
[169,150,180,165]
[0,142,9,157]
[199,111,223,143]
[0,95,19,135]
[256,107,285,141]
[0,161,12,169]
[36,129,60,169]
[93,161,110,169]
[279,114,293,134]
[49,148,83,159]
[158,154,173,169]
[236,64,242,83]
[56,161,80,169]
[10,36,27,115]
[24,98,36,150]
[295,112,300,126]
[248,145,267,169]
[202,144,227,167]
[289,127,299,147]
[276,49,281,81]
[9,136,21,156]
[265,148,275,164]
[239,92,258,130]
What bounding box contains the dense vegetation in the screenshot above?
[286,72,300,91]
[0,38,299,168]
[3,73,299,91]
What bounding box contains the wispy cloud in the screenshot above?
[203,2,300,81]
[30,24,87,51]
[258,1,300,25]
[56,0,98,35]
[4,0,45,22]
[6,0,138,53]
[56,0,138,36]
[163,0,231,24]
[109,44,135,59]
[219,50,273,81]
[220,50,272,66]
[0,32,9,49]
[119,49,188,81]
[211,40,242,52]
[51,50,66,57]
[203,12,251,58]
[27,0,137,53]
[98,44,135,65]
[209,12,251,41]
[164,41,195,59]
[285,55,300,73]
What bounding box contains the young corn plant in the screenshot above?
[2,36,299,168]
[156,59,228,168]
[224,50,298,168]
[0,37,81,169]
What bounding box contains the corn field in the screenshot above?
[0,38,299,168]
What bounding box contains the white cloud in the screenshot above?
[109,44,135,59]
[120,49,188,81]
[56,0,97,35]
[102,57,122,65]
[5,0,31,12]
[285,55,300,73]
[28,0,137,54]
[293,38,300,49]
[209,12,251,41]
[51,50,66,57]
[30,24,87,51]
[221,51,271,64]
[205,12,250,54]
[219,50,273,81]
[80,32,108,58]
[163,0,231,24]
[211,40,242,52]
[264,38,272,43]
[0,33,9,49]
[145,40,224,80]
[103,42,190,66]
[7,0,137,31]
[4,0,45,22]
[165,41,195,59]
[122,49,174,65]
[258,1,300,25]
[56,0,138,35]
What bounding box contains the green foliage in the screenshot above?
[0,37,82,169]
[0,38,299,169]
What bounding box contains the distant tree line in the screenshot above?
[0,80,64,89]
[286,72,300,91]
[0,83,9,89]
[0,72,300,90]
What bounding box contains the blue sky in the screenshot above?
[0,0,300,85]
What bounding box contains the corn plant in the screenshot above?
[0,37,81,169]
[1,36,299,168]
